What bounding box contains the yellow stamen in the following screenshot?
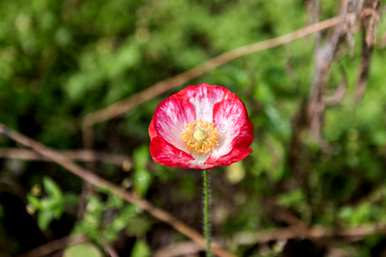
[181,120,219,154]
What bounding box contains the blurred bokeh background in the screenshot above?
[0,0,385,256]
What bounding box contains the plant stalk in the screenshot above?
[202,170,212,257]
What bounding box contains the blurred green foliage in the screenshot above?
[63,243,103,257]
[27,177,77,230]
[130,240,151,257]
[0,0,385,256]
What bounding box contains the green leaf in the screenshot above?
[133,146,151,196]
[134,168,151,196]
[27,195,41,209]
[63,243,103,257]
[43,177,62,200]
[278,189,305,207]
[104,205,137,242]
[126,216,151,237]
[133,146,149,169]
[131,240,150,257]
[38,210,54,230]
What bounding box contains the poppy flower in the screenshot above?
[149,83,253,170]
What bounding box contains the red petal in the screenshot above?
[205,97,253,167]
[148,118,157,140]
[150,136,194,169]
[205,120,253,167]
[175,83,234,122]
[152,93,196,151]
[149,83,254,170]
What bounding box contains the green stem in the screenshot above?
[202,170,212,257]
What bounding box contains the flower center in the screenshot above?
[181,120,219,155]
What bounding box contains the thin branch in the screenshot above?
[16,234,87,257]
[83,15,352,127]
[324,65,348,106]
[0,148,131,169]
[102,243,120,257]
[156,222,386,255]
[324,80,347,106]
[233,223,386,245]
[287,0,361,186]
[355,0,380,101]
[154,242,202,257]
[308,0,359,139]
[79,111,98,219]
[0,123,235,257]
[306,0,321,49]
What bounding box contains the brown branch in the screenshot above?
[83,15,352,127]
[355,0,380,101]
[308,0,359,140]
[17,234,87,257]
[0,148,131,169]
[157,223,386,253]
[324,80,347,106]
[324,66,348,106]
[233,223,386,245]
[79,114,98,219]
[154,242,202,257]
[306,0,321,48]
[0,123,235,257]
[287,0,361,187]
[17,234,118,257]
[102,243,120,257]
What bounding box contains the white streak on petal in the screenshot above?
[154,97,195,152]
[185,85,229,122]
[210,99,245,159]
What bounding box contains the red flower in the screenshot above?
[149,83,253,170]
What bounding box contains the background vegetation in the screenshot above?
[0,0,385,256]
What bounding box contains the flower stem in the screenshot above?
[202,170,212,257]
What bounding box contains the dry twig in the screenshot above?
[233,223,386,245]
[355,0,380,101]
[306,0,321,48]
[102,243,120,257]
[83,15,352,128]
[287,0,363,186]
[154,242,202,257]
[17,235,119,257]
[17,234,87,257]
[155,222,386,257]
[307,0,359,140]
[0,148,131,169]
[0,123,235,257]
[324,65,348,106]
